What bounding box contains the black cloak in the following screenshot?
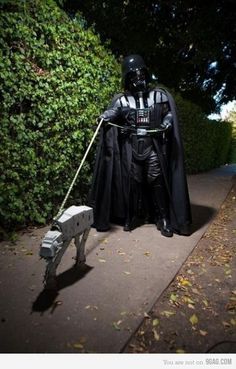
[88,88,192,235]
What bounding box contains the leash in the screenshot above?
[54,118,104,220]
[108,122,169,134]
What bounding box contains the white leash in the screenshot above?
[54,118,104,220]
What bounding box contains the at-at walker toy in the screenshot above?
[39,119,103,289]
[39,205,93,289]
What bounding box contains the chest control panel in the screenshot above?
[136,108,150,126]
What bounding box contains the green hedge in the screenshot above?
[0,0,120,230]
[228,116,236,163]
[174,94,232,173]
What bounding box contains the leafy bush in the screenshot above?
[227,110,236,163]
[174,94,232,173]
[0,0,120,230]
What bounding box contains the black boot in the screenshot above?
[156,218,173,237]
[123,178,142,232]
[123,216,142,232]
[124,220,132,232]
[151,179,173,238]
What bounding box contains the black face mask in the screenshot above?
[128,69,147,92]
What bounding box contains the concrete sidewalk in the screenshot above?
[0,165,235,353]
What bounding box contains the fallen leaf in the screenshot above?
[226,299,236,312]
[183,296,195,304]
[161,310,175,318]
[152,328,160,341]
[192,288,201,295]
[202,299,209,307]
[187,269,194,275]
[176,349,186,353]
[100,238,108,244]
[222,321,231,328]
[144,251,150,257]
[188,304,195,309]
[84,305,98,311]
[112,322,121,331]
[199,330,208,336]
[230,319,236,326]
[170,293,178,302]
[144,312,151,319]
[123,271,131,275]
[73,343,84,349]
[98,258,106,263]
[182,280,192,287]
[152,318,159,327]
[189,314,198,325]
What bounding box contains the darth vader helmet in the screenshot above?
[122,54,151,92]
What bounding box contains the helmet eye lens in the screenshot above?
[130,70,146,84]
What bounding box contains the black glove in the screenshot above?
[99,108,121,123]
[159,120,172,132]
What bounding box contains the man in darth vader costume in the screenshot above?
[89,55,192,237]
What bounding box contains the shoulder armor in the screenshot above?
[160,91,168,103]
[152,88,168,103]
[108,93,124,108]
[110,93,135,108]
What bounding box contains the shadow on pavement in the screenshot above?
[31,263,93,314]
[190,203,216,234]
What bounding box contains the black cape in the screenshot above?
[88,88,192,234]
